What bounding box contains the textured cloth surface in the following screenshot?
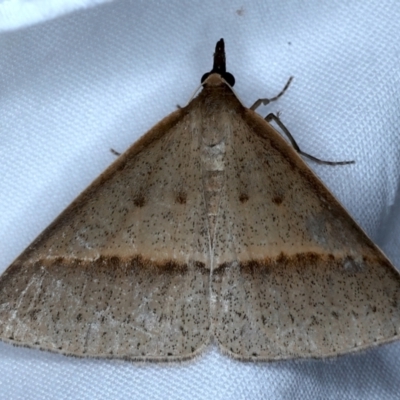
[1,1,400,399]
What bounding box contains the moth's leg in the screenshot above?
[266,113,354,166]
[251,76,353,165]
[250,77,293,110]
[110,149,121,157]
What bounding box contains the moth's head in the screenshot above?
[201,39,235,87]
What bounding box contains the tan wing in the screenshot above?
[0,108,211,361]
[210,93,400,360]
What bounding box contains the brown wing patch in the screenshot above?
[0,257,209,360]
[213,254,400,360]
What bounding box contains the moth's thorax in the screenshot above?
[192,76,243,244]
[196,74,242,114]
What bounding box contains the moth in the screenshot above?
[0,39,399,362]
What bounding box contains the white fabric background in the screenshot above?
[1,1,400,399]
